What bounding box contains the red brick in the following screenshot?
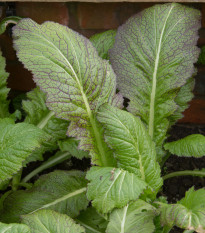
[6,61,35,91]
[16,3,69,25]
[78,3,120,29]
[179,98,205,124]
[0,35,16,61]
[77,3,155,30]
[201,4,205,28]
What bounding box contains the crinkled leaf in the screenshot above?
[76,207,108,233]
[107,200,156,233]
[110,3,200,155]
[97,104,162,192]
[58,138,89,160]
[0,118,50,184]
[90,30,116,60]
[0,51,10,118]
[0,170,88,223]
[86,167,147,213]
[0,222,30,233]
[160,187,205,232]
[164,134,205,157]
[169,77,195,124]
[23,87,69,163]
[13,19,117,167]
[22,209,85,233]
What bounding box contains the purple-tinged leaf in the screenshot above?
[110,3,201,159]
[13,19,117,167]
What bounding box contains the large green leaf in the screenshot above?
[0,170,88,223]
[76,207,108,233]
[0,222,30,233]
[22,209,85,233]
[160,187,205,232]
[0,118,50,184]
[109,3,200,154]
[0,51,10,118]
[13,19,117,167]
[86,167,147,213]
[107,200,156,233]
[164,134,205,157]
[90,30,116,60]
[23,87,69,163]
[97,104,162,192]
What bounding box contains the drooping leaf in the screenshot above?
[58,138,89,160]
[22,209,85,233]
[107,200,156,233]
[22,87,69,163]
[0,118,50,184]
[0,170,88,223]
[13,19,117,167]
[90,30,116,60]
[160,187,205,232]
[76,207,108,233]
[109,3,200,155]
[0,51,10,118]
[86,167,147,213]
[164,134,205,157]
[97,104,162,193]
[0,222,30,233]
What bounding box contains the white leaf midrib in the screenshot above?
[29,187,86,214]
[148,4,174,139]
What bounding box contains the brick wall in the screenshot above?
[0,2,204,124]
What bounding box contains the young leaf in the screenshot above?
[109,3,200,151]
[86,167,147,213]
[160,187,205,232]
[58,138,89,160]
[90,30,116,60]
[76,207,108,233]
[0,51,10,118]
[97,104,162,192]
[0,222,30,233]
[164,134,205,157]
[106,200,156,233]
[0,118,50,185]
[13,19,117,167]
[21,209,85,233]
[0,170,88,223]
[23,87,70,163]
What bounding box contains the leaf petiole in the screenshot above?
[163,170,205,181]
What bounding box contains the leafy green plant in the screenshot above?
[0,3,205,233]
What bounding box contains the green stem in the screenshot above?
[163,170,205,181]
[37,111,55,129]
[18,182,33,189]
[0,16,22,35]
[183,230,194,233]
[160,152,171,167]
[22,151,70,183]
[12,169,22,191]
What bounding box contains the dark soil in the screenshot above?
[162,124,205,233]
